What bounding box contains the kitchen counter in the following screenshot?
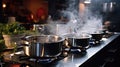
[1,34,120,67]
[55,34,120,67]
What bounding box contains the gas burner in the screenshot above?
[18,51,68,64]
[19,56,57,64]
[63,46,87,55]
[20,63,32,67]
[89,39,104,46]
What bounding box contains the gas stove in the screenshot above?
[2,50,68,67]
[2,46,87,67]
[2,35,111,67]
[18,51,68,64]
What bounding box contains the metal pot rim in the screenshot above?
[63,33,91,39]
[25,35,65,43]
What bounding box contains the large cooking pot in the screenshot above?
[63,33,91,48]
[22,35,65,58]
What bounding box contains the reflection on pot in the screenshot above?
[63,33,91,48]
[91,32,104,45]
[23,35,65,58]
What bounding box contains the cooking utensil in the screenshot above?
[91,32,104,45]
[22,35,65,58]
[63,33,91,48]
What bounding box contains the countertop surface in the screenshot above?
[55,34,119,67]
[1,34,120,67]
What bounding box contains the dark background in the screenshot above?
[1,0,120,32]
[48,0,120,32]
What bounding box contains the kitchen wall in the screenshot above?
[24,0,48,22]
[1,0,48,23]
[69,0,120,32]
[101,0,120,32]
[48,0,68,20]
[1,0,120,31]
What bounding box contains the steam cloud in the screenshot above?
[47,0,103,36]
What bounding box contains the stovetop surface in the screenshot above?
[2,49,87,67]
[1,34,115,67]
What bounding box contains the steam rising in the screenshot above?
[48,0,103,36]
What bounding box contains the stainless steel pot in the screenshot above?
[64,33,91,48]
[23,35,65,58]
[91,32,104,44]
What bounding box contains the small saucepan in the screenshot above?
[91,32,104,44]
[63,33,91,48]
